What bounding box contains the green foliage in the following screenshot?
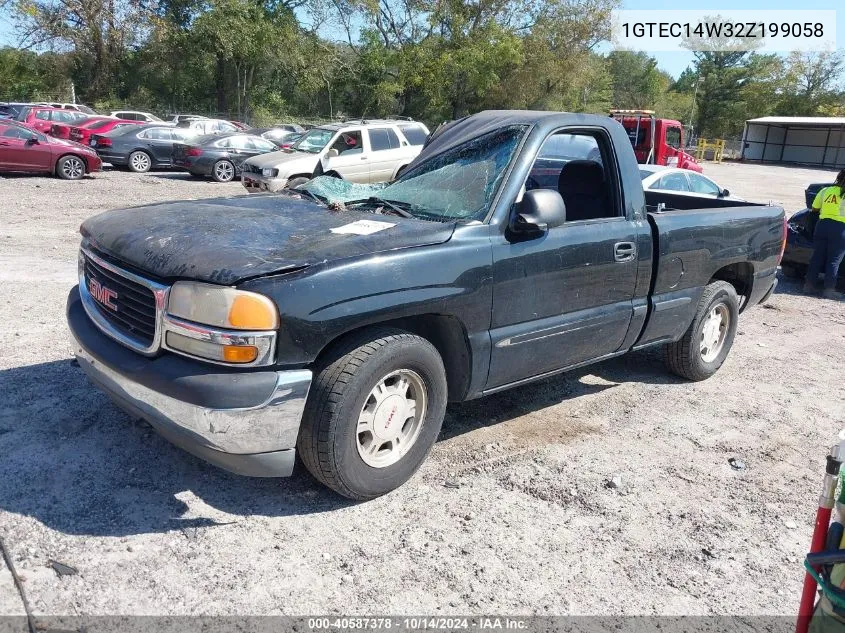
[2,0,843,134]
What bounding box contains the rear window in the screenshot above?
[398,124,428,146]
[87,119,113,130]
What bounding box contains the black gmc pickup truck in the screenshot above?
[67,111,785,500]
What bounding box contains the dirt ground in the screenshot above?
[0,163,844,620]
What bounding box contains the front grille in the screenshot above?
[82,253,157,346]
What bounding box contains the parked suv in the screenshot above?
[241,119,429,192]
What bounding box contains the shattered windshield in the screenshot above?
[291,128,334,153]
[299,125,527,222]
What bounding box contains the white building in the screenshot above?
[740,116,845,168]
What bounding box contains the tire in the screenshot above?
[297,327,448,500]
[664,281,739,381]
[780,262,806,279]
[128,150,152,173]
[286,176,310,189]
[211,159,235,183]
[56,155,85,180]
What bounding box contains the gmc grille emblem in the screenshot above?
[89,278,118,311]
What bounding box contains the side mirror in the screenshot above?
[512,189,567,233]
[26,136,39,145]
[719,188,730,198]
[327,148,339,158]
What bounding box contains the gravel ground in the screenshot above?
[1,164,844,619]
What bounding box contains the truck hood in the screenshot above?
[80,194,456,285]
[245,149,318,174]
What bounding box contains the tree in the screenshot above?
[10,0,150,101]
[607,50,662,110]
[778,51,845,115]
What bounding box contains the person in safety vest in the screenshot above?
[804,168,845,300]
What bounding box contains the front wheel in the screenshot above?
[664,281,739,381]
[212,159,235,183]
[128,150,152,173]
[297,328,448,500]
[56,155,85,180]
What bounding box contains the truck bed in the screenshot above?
[632,193,785,349]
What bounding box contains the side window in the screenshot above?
[248,137,275,152]
[172,129,191,141]
[369,129,391,152]
[525,131,618,222]
[687,173,722,195]
[218,122,237,134]
[331,130,362,155]
[215,137,231,148]
[147,127,172,140]
[665,127,681,149]
[227,136,251,150]
[386,128,401,148]
[0,124,30,139]
[35,110,50,121]
[398,124,428,146]
[653,172,690,192]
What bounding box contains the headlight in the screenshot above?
[167,281,279,330]
[262,167,276,177]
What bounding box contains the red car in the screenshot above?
[14,106,88,135]
[69,117,141,145]
[0,120,102,180]
[51,116,111,139]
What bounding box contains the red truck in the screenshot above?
[611,110,702,173]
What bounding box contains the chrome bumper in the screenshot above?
[71,331,312,477]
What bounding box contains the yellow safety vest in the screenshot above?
[813,185,845,223]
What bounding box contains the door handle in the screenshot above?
[360,156,368,160]
[614,242,636,262]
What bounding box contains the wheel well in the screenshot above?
[287,173,313,182]
[710,263,753,311]
[313,315,472,401]
[324,170,343,179]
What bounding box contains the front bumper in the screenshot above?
[67,287,311,477]
[242,172,287,193]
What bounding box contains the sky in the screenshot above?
[0,0,840,79]
[618,0,843,77]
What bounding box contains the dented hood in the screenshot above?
[80,194,455,285]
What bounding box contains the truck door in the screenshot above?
[488,128,642,389]
[663,124,682,166]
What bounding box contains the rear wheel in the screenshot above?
[128,150,152,173]
[56,155,85,180]
[297,328,448,500]
[286,176,309,189]
[212,159,235,183]
[664,281,739,381]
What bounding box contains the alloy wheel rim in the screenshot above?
[132,153,150,171]
[216,162,234,181]
[356,369,427,468]
[700,303,729,363]
[63,157,83,179]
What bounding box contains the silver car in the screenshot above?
[639,165,745,201]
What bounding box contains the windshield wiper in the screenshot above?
[347,196,414,218]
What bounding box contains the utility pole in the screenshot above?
[71,82,76,104]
